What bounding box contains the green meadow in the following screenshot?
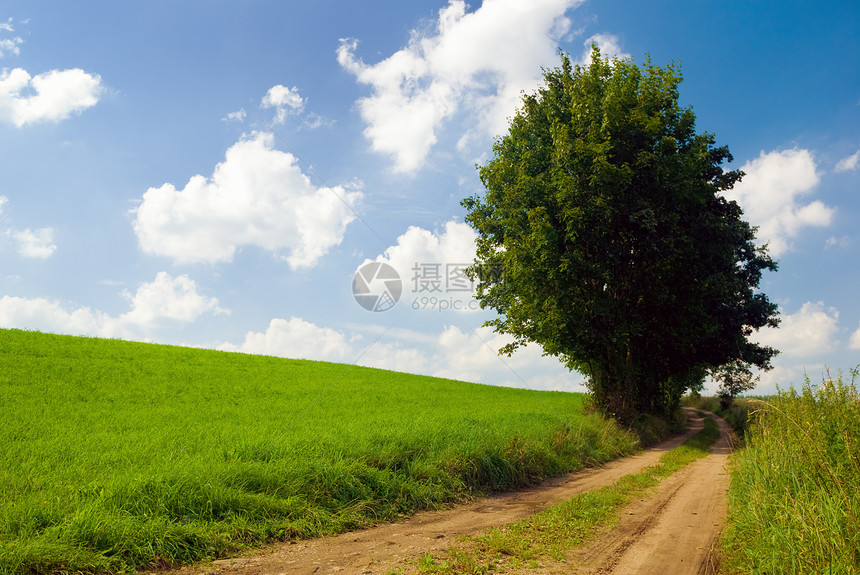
[0,329,638,574]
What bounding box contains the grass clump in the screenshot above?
[0,329,639,575]
[721,369,860,574]
[409,416,720,574]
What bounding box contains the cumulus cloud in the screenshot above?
[221,317,433,374]
[364,220,479,309]
[0,272,224,338]
[261,84,305,124]
[434,324,547,383]
[754,301,840,359]
[338,0,583,173]
[222,317,358,363]
[0,19,102,125]
[726,149,834,256]
[0,67,103,127]
[420,324,583,390]
[220,318,582,391]
[742,363,816,396]
[719,301,845,395]
[132,131,361,267]
[120,272,226,326]
[0,196,57,258]
[836,150,859,173]
[0,295,122,338]
[355,340,432,375]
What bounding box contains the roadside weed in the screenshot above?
[722,369,860,574]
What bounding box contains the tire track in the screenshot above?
[154,413,707,575]
[573,411,733,575]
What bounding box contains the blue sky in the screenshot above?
[1,0,858,395]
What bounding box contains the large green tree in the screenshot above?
[462,48,779,423]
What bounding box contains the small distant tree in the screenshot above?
[462,47,779,423]
[714,360,759,410]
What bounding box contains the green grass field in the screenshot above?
[722,370,860,573]
[0,329,638,575]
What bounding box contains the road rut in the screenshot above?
[156,410,730,575]
[571,410,733,575]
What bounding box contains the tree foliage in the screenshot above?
[462,48,779,423]
[714,359,760,410]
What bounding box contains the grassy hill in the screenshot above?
[0,328,638,574]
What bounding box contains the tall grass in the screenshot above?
[0,329,639,574]
[722,369,860,574]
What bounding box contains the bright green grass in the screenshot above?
[397,416,720,574]
[0,329,638,575]
[722,370,860,574]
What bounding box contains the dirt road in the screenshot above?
[571,411,733,575]
[161,409,731,575]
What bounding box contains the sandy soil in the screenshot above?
[570,410,733,575]
[154,409,731,575]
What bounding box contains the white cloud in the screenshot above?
[734,363,820,396]
[835,150,859,173]
[10,227,56,258]
[850,322,860,350]
[261,84,304,124]
[0,18,22,58]
[434,324,526,382]
[581,33,630,63]
[338,0,583,173]
[220,318,582,391]
[355,340,432,375]
[0,295,123,338]
[362,220,480,311]
[754,301,840,358]
[302,112,334,130]
[223,108,247,122]
[825,235,850,249]
[223,318,432,374]
[424,324,583,390]
[132,131,361,267]
[0,273,222,337]
[0,67,103,127]
[0,196,56,258]
[711,301,844,396]
[220,317,353,362]
[120,272,226,326]
[0,38,22,58]
[726,149,834,256]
